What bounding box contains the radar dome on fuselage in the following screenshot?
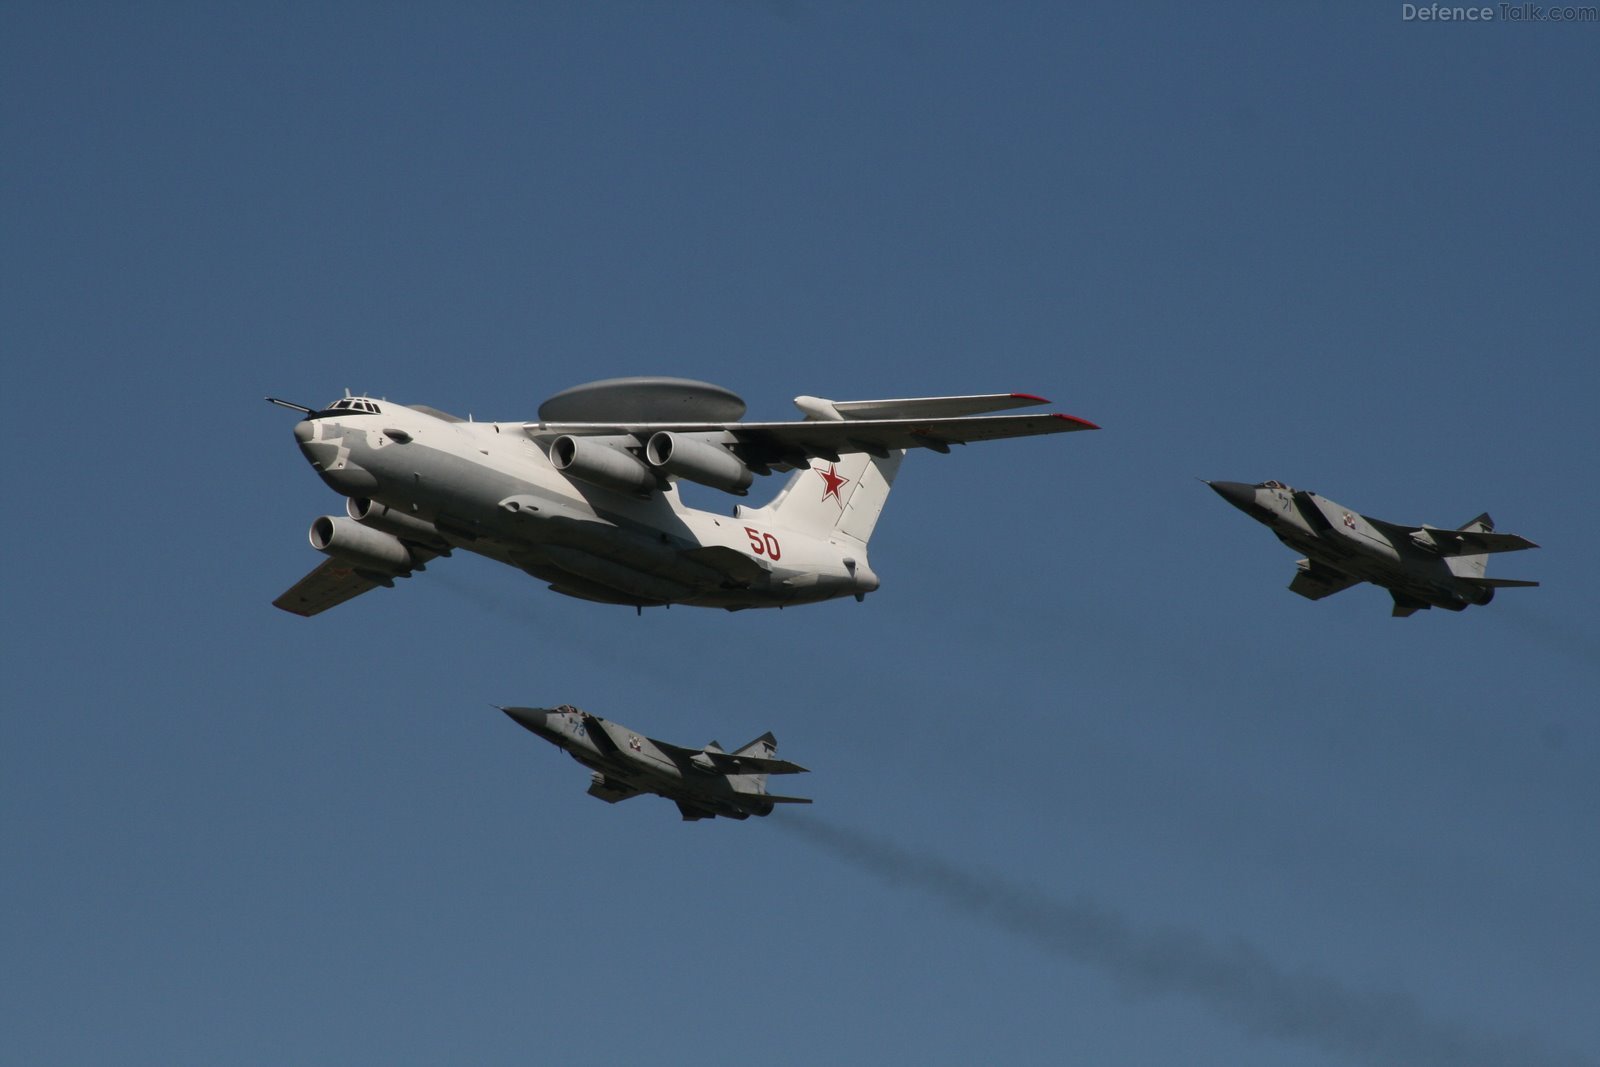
[537,377,746,423]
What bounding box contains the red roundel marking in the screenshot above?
[815,463,849,503]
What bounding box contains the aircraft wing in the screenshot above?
[523,409,1097,467]
[272,559,388,617]
[698,750,809,775]
[1409,527,1540,556]
[1288,558,1361,601]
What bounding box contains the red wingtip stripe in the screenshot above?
[1051,413,1100,430]
[1010,392,1050,403]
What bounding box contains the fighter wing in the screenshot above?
[1408,527,1540,556]
[1288,558,1362,601]
[272,558,387,617]
[698,750,809,775]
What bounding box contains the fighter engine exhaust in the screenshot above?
[645,432,752,495]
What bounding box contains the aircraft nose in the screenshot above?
[500,706,553,736]
[1206,480,1258,512]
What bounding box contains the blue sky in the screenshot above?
[3,4,1596,1064]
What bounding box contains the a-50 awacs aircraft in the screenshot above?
[1207,480,1538,617]
[270,377,1097,615]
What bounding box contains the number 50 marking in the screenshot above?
[744,526,782,561]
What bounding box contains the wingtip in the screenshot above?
[1051,413,1100,430]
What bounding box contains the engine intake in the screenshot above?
[550,435,656,495]
[310,515,417,576]
[645,432,752,495]
[346,498,449,550]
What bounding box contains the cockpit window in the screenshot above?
[323,397,382,415]
[1261,480,1289,490]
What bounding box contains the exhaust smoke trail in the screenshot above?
[1489,601,1600,678]
[774,816,1589,1067]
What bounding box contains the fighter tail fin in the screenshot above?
[732,732,778,759]
[1447,513,1497,580]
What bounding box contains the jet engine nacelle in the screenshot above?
[346,497,449,550]
[645,432,752,495]
[550,435,656,495]
[310,515,417,575]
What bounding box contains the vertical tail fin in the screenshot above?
[732,732,778,759]
[742,389,1068,547]
[1447,512,1494,579]
[729,732,776,794]
[746,451,904,547]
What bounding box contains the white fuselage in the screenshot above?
[292,400,878,609]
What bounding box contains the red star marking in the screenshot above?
[815,463,849,503]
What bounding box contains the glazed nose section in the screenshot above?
[1206,480,1258,513]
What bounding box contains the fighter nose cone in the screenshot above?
[1206,480,1258,512]
[293,419,315,444]
[500,706,552,735]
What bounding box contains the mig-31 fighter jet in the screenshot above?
[1207,480,1538,617]
[269,377,1096,615]
[500,705,809,822]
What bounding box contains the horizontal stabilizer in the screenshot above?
[745,793,812,805]
[1459,576,1540,589]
